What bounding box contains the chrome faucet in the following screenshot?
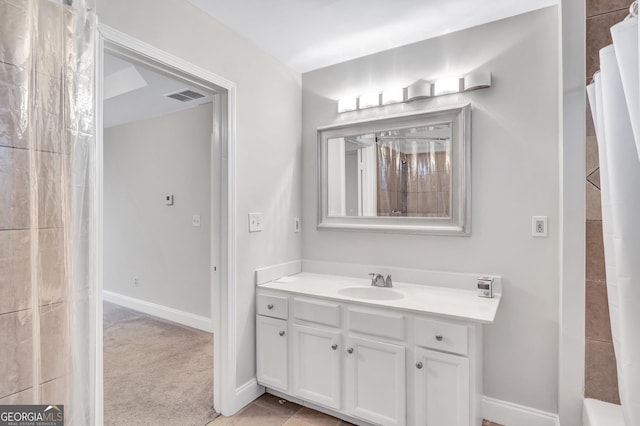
[369,273,393,288]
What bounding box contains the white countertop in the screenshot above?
[258,272,501,324]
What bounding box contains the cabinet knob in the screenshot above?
[267,304,274,310]
[331,344,338,350]
[416,362,423,369]
[279,330,285,336]
[347,348,354,354]
[435,334,443,342]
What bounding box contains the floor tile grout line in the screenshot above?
[586,219,604,223]
[586,336,615,344]
[587,7,632,19]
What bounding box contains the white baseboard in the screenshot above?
[583,398,624,426]
[482,396,560,426]
[231,379,264,414]
[233,388,561,426]
[103,290,213,332]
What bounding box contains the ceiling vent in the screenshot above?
[165,89,206,102]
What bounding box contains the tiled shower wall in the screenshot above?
[0,0,70,406]
[584,0,629,404]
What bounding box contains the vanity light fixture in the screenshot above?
[464,71,492,91]
[406,80,432,101]
[359,92,381,109]
[338,96,357,113]
[336,71,491,113]
[382,88,405,105]
[433,76,462,96]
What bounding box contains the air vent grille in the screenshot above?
[165,89,206,102]
[179,90,205,100]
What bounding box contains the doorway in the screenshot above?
[95,26,236,424]
[101,50,216,424]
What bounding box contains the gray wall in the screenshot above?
[97,0,302,388]
[104,104,212,318]
[301,7,560,413]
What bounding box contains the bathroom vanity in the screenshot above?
[255,273,501,426]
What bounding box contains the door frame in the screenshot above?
[94,23,238,423]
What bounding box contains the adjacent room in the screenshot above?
[102,52,216,425]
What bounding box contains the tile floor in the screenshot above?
[208,394,353,425]
[208,393,503,426]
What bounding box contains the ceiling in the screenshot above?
[103,53,213,128]
[187,0,557,73]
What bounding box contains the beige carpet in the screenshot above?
[103,302,216,426]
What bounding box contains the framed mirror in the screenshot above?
[317,104,471,235]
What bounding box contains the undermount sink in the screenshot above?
[338,286,404,300]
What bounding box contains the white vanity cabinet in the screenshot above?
[292,323,342,409]
[256,315,288,391]
[290,296,343,409]
[413,317,474,426]
[345,307,407,426]
[256,293,289,392]
[346,336,406,426]
[414,348,470,426]
[256,287,484,426]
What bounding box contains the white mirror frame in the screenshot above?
[317,104,471,235]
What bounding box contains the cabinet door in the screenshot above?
[256,316,288,391]
[292,324,342,409]
[415,348,470,426]
[346,336,406,426]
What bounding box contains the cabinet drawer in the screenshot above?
[293,297,340,327]
[257,293,289,319]
[348,307,405,341]
[415,317,468,356]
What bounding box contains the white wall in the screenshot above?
[96,0,302,389]
[104,104,212,318]
[301,7,560,414]
[558,0,586,425]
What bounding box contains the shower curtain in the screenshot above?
[586,3,640,425]
[376,139,450,217]
[0,0,96,423]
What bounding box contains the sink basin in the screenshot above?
[338,286,404,300]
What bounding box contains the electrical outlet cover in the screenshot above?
[532,216,548,237]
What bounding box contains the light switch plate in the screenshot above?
[294,217,301,233]
[249,212,263,232]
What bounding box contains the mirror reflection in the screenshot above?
[327,123,452,218]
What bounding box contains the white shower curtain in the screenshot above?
[0,0,96,423]
[586,8,640,426]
